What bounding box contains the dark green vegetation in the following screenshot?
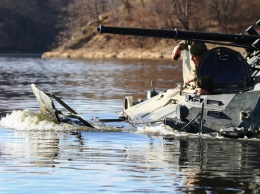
[0,0,69,53]
[0,0,259,53]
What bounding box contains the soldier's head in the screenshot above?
[190,42,208,65]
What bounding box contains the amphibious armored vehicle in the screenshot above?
[32,20,260,138]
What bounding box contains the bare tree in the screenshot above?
[121,0,133,17]
[171,0,190,30]
[140,0,145,8]
[205,0,237,32]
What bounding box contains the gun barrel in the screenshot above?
[97,25,176,39]
[97,25,260,47]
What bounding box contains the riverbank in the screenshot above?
[42,47,173,60]
[42,44,246,60]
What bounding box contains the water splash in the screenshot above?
[0,109,127,132]
[135,123,232,140]
[0,109,83,131]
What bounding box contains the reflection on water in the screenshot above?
[0,57,260,193]
[1,128,260,193]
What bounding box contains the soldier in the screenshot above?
[172,41,213,94]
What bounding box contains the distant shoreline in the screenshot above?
[41,48,173,60]
[1,45,246,60]
[41,44,246,60]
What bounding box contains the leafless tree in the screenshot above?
[205,0,237,32]
[121,0,133,17]
[140,0,145,8]
[171,0,190,30]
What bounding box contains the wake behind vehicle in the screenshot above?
[32,20,260,138]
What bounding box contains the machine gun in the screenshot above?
[97,21,260,84]
[97,20,260,53]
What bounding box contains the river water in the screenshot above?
[0,56,259,193]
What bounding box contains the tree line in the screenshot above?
[0,0,259,53]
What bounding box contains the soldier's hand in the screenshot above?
[172,45,181,61]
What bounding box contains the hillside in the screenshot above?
[0,0,259,58]
[42,0,260,60]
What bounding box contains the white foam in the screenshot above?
[0,109,126,132]
[135,123,192,137]
[0,109,80,131]
[135,123,228,140]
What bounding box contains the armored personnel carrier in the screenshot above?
[32,20,260,138]
[96,20,260,138]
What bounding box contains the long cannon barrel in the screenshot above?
[97,25,260,48]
